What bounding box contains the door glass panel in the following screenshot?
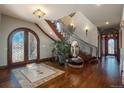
[12,31,24,62]
[102,38,105,55]
[108,39,114,54]
[28,32,37,60]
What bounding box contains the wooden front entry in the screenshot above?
[101,33,119,56]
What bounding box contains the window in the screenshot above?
[55,21,63,33]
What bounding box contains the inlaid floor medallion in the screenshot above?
[12,63,64,88]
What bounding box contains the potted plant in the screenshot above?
[52,21,76,64]
[52,40,70,64]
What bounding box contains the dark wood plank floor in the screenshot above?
[0,56,124,88]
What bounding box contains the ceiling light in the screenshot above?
[69,12,76,17]
[96,4,101,6]
[33,9,46,18]
[105,21,109,25]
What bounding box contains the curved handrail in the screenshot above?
[72,33,97,48]
[35,23,56,41]
[45,20,64,40]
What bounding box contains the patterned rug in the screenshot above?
[12,63,64,88]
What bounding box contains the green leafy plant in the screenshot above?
[52,40,70,64]
[52,21,76,64]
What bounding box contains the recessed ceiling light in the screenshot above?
[96,4,101,6]
[105,21,109,25]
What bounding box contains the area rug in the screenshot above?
[12,63,64,88]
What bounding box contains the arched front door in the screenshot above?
[8,28,40,67]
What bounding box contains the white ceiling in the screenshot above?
[0,4,123,27]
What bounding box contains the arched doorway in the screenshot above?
[8,28,40,67]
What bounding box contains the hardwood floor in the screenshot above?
[0,56,123,88]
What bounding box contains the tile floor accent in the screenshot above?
[12,63,64,88]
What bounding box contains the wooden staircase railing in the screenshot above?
[45,19,64,40]
[44,20,98,58]
[35,20,98,63]
[35,23,56,41]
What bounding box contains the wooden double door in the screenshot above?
[8,28,40,67]
[101,34,119,56]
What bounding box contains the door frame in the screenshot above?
[100,33,119,57]
[107,37,116,56]
[7,27,40,67]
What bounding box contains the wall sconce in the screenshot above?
[70,23,74,27]
[33,9,46,18]
[85,26,89,36]
[120,20,124,29]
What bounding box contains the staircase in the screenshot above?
[45,20,64,40]
[43,19,98,63]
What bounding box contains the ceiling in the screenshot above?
[0,4,123,28]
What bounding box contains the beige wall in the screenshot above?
[122,5,124,48]
[0,14,53,66]
[0,14,1,64]
[119,5,124,74]
[61,11,98,47]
